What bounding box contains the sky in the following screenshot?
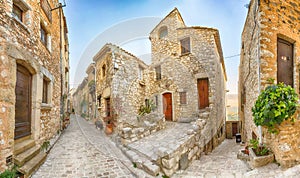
[63,0,250,94]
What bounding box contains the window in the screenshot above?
[155,65,161,80]
[42,78,49,103]
[40,0,52,22]
[180,37,190,54]
[40,25,47,46]
[12,4,23,22]
[138,66,143,80]
[179,92,187,104]
[102,64,106,78]
[97,95,101,107]
[155,95,158,107]
[159,26,168,39]
[12,0,30,23]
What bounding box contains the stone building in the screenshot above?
[91,8,227,175]
[239,0,300,168]
[0,0,69,176]
[148,8,227,141]
[86,63,96,121]
[73,77,89,118]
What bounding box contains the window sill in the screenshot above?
[41,103,52,110]
[139,80,145,86]
[180,52,191,57]
[40,40,51,54]
[11,17,30,34]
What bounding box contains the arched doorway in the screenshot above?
[163,92,173,121]
[15,64,32,139]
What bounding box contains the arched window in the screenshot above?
[159,26,168,39]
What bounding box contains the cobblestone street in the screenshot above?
[32,115,148,178]
[32,115,300,178]
[174,139,300,178]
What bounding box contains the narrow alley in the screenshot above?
[32,115,149,178]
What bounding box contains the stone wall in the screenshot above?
[260,0,300,167]
[0,0,68,171]
[239,0,300,168]
[264,118,300,168]
[149,9,227,143]
[159,121,225,176]
[120,112,165,144]
[239,0,260,142]
[225,121,241,139]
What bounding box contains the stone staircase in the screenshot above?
[119,145,160,177]
[14,136,47,178]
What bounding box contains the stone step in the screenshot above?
[14,145,41,167]
[18,152,47,177]
[15,135,31,144]
[14,139,35,155]
[121,146,160,176]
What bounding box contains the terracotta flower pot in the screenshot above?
[105,124,113,134]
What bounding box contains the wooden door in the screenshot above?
[105,98,110,116]
[197,78,209,109]
[232,123,238,137]
[277,39,293,87]
[163,93,172,121]
[15,65,32,139]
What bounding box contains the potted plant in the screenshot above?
[247,138,274,168]
[103,112,117,135]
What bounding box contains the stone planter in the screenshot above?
[237,149,250,161]
[249,147,274,168]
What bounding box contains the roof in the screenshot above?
[93,43,147,67]
[150,7,186,35]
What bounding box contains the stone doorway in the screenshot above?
[163,93,173,121]
[15,64,32,139]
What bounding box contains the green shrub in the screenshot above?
[138,99,155,116]
[41,140,50,152]
[249,139,269,156]
[0,168,16,178]
[252,83,298,133]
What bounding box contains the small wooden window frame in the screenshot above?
[180,37,191,54]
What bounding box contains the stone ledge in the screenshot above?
[41,103,52,110]
[249,147,274,169]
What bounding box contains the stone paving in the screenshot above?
[32,115,300,178]
[32,115,150,178]
[173,139,300,178]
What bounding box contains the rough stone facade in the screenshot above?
[239,0,300,168]
[85,63,96,121]
[73,77,89,117]
[73,8,227,176]
[90,9,227,146]
[0,0,69,171]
